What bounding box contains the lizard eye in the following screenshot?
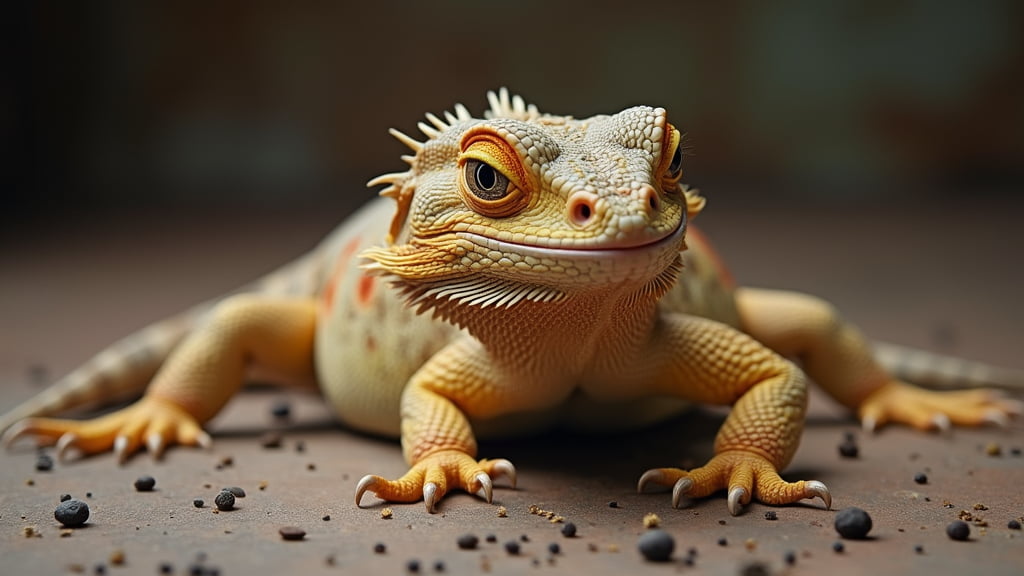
[464,160,510,201]
[457,127,533,218]
[659,125,684,191]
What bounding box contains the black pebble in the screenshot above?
[373,542,387,554]
[914,544,924,554]
[914,473,928,485]
[832,541,845,553]
[60,494,72,502]
[35,453,54,472]
[271,401,292,419]
[838,440,859,459]
[717,537,728,546]
[456,534,479,550]
[214,490,235,511]
[54,499,90,527]
[1008,519,1022,530]
[637,529,674,562]
[158,562,174,574]
[504,541,520,555]
[193,499,204,508]
[783,550,797,565]
[222,486,246,498]
[764,511,778,521]
[433,560,445,572]
[548,542,560,555]
[519,534,529,542]
[834,507,873,539]
[322,515,330,521]
[561,522,577,538]
[406,559,421,573]
[946,520,970,541]
[134,475,156,492]
[608,501,619,508]
[485,534,497,543]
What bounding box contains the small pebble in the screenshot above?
[214,490,235,511]
[504,541,521,555]
[278,526,306,541]
[60,494,72,502]
[784,549,797,565]
[259,432,283,449]
[158,562,174,574]
[485,534,497,543]
[985,442,1002,457]
[109,550,125,565]
[838,440,859,459]
[406,559,421,573]
[456,534,479,550]
[739,561,771,576]
[222,486,246,498]
[764,510,778,521]
[519,534,529,542]
[373,542,387,554]
[54,499,90,528]
[637,529,674,562]
[914,544,924,554]
[608,501,619,508]
[134,475,156,492]
[1008,519,1022,530]
[548,542,561,555]
[832,541,845,553]
[433,560,445,572]
[35,453,54,472]
[914,473,928,485]
[561,522,577,538]
[946,520,970,541]
[271,401,292,419]
[193,499,204,508]
[717,537,728,547]
[834,507,873,539]
[322,515,330,521]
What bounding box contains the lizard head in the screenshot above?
[362,88,705,323]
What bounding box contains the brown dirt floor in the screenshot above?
[2,197,1022,575]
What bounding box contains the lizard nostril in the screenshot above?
[568,192,598,227]
[640,186,660,215]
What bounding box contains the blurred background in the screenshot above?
[9,0,1023,218]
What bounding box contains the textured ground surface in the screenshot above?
[1,196,1022,575]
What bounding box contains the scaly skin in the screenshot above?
[2,89,1019,516]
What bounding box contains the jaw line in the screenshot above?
[452,218,686,264]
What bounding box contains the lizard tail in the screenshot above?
[874,341,1024,391]
[0,246,329,438]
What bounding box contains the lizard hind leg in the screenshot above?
[4,295,319,463]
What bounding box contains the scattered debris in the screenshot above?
[642,513,661,528]
[279,526,306,541]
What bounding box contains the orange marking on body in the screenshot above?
[322,236,364,313]
[686,225,736,288]
[356,274,377,307]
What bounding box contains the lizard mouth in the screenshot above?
[452,217,686,281]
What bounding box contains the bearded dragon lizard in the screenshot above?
[3,89,1020,515]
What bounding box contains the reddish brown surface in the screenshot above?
[1,198,1022,575]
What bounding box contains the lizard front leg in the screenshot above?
[636,314,831,515]
[4,295,317,462]
[355,337,517,513]
[734,288,1020,431]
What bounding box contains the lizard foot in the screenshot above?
[354,450,516,513]
[1,397,211,464]
[859,381,1022,433]
[637,450,831,516]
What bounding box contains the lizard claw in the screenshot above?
[805,480,832,510]
[637,468,668,493]
[487,459,517,489]
[474,473,493,503]
[671,476,693,509]
[727,486,749,516]
[423,482,439,513]
[56,432,80,461]
[354,474,379,507]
